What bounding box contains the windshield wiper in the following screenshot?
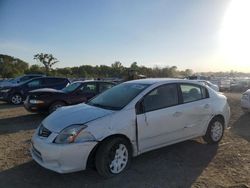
[88,103,120,111]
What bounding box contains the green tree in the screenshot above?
[111,61,124,77]
[184,69,193,77]
[25,64,43,74]
[130,62,138,70]
[34,53,58,74]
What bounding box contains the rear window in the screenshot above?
[44,78,68,84]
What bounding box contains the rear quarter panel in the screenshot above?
[202,90,230,134]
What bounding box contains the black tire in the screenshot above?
[49,101,66,114]
[95,137,132,178]
[10,93,23,105]
[203,117,224,144]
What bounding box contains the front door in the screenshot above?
[70,82,97,104]
[136,84,185,152]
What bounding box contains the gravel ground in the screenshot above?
[0,92,249,188]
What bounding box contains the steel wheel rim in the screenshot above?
[109,144,128,174]
[12,95,22,104]
[211,121,223,141]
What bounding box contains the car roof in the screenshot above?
[24,74,45,76]
[125,78,211,87]
[126,78,196,84]
[71,80,116,84]
[21,76,68,84]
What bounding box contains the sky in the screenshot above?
[0,0,250,72]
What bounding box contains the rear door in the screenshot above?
[44,78,68,90]
[178,83,212,137]
[22,78,44,96]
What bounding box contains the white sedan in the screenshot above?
[31,78,230,177]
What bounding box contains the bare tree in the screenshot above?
[34,53,59,74]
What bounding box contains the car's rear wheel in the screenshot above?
[203,117,224,144]
[49,101,65,113]
[11,94,23,105]
[95,137,132,177]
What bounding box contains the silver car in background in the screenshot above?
[197,80,220,92]
[241,89,250,112]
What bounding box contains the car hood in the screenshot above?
[30,88,64,94]
[0,82,17,88]
[42,103,114,133]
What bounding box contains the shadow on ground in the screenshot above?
[0,114,45,135]
[0,102,22,110]
[231,113,250,142]
[0,140,218,188]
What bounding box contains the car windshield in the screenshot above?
[62,82,82,93]
[87,83,150,110]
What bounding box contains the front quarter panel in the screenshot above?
[86,108,137,155]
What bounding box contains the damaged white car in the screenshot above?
[31,78,230,177]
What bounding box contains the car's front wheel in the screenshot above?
[95,137,132,177]
[203,117,224,144]
[10,94,23,105]
[49,101,65,114]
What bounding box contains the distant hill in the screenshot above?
[0,54,28,65]
[0,54,29,78]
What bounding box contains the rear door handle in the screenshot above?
[185,124,195,128]
[173,111,182,117]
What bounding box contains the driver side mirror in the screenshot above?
[135,100,145,115]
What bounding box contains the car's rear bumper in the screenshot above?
[30,135,98,173]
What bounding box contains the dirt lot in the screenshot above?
[0,92,250,188]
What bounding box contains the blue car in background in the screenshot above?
[0,77,70,104]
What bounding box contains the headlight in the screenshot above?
[0,89,10,92]
[29,99,44,104]
[54,124,95,144]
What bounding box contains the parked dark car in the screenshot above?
[0,74,45,88]
[0,77,70,104]
[23,81,116,113]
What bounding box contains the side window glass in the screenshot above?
[80,83,97,93]
[45,78,56,84]
[99,83,114,93]
[180,84,203,103]
[27,80,40,87]
[20,76,28,82]
[143,84,178,112]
